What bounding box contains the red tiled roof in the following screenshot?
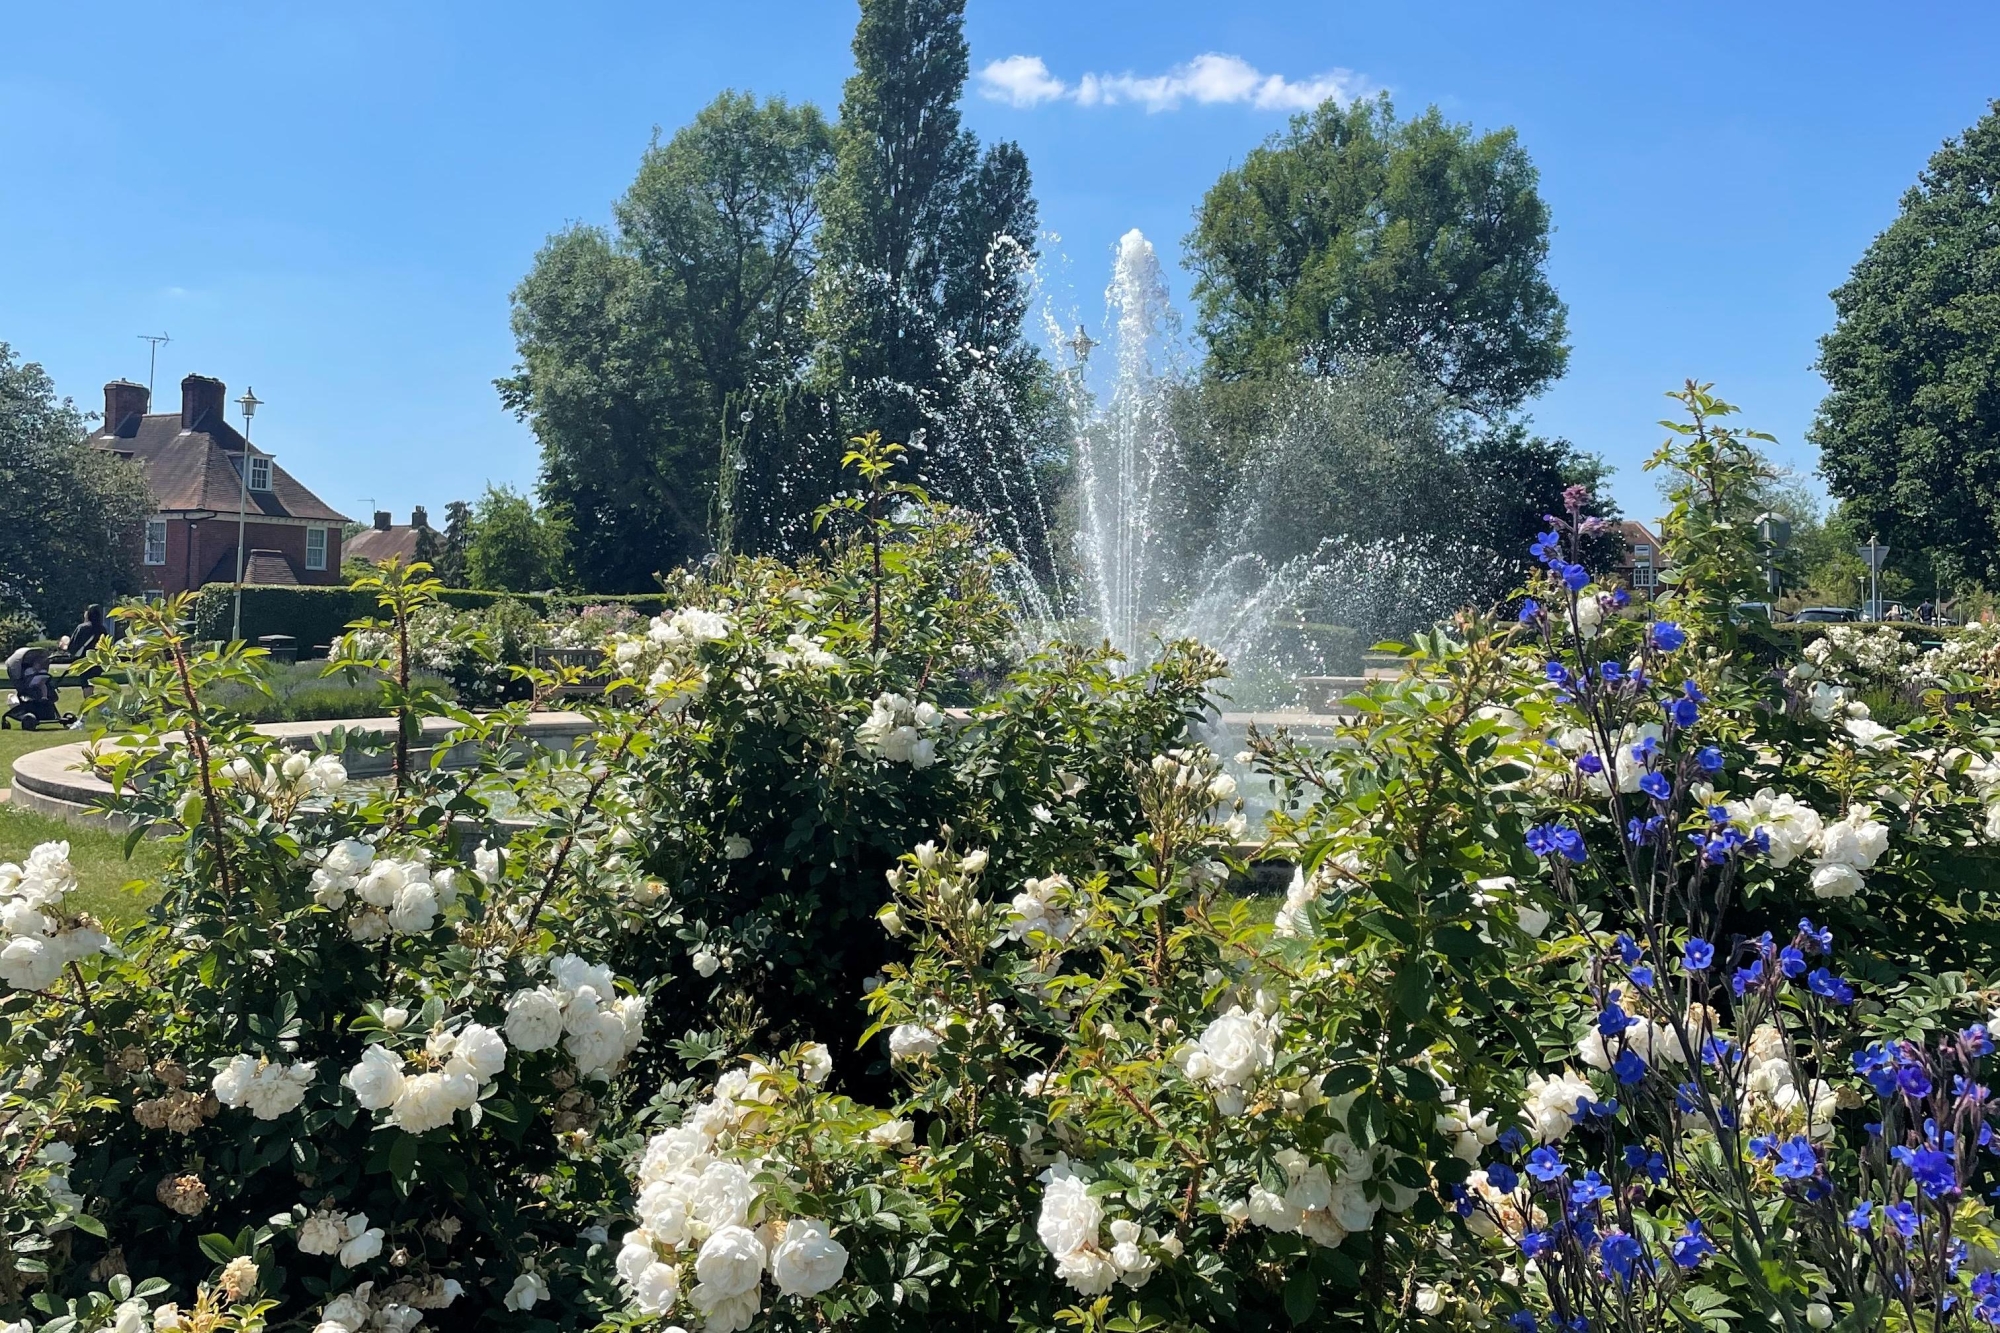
[345,525,435,565]
[91,412,349,524]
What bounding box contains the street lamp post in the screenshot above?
[231,387,262,641]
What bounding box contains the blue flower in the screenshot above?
[1631,735,1660,764]
[1599,1231,1646,1282]
[1670,1219,1715,1268]
[1683,939,1714,971]
[1544,661,1572,688]
[1854,1044,1900,1097]
[1497,1127,1527,1155]
[1597,1003,1633,1037]
[1508,1314,1538,1333]
[1887,1202,1921,1237]
[1682,679,1708,703]
[1666,696,1699,727]
[1695,745,1724,772]
[1570,1171,1612,1206]
[1577,751,1604,775]
[1526,823,1587,862]
[1732,959,1765,997]
[1613,1049,1648,1085]
[1614,934,1641,965]
[1774,1136,1819,1181]
[1899,1064,1935,1099]
[1629,964,1655,989]
[1561,563,1590,592]
[1650,621,1686,651]
[1703,1036,1738,1067]
[1965,1024,1996,1058]
[1799,917,1833,952]
[1611,587,1631,608]
[1519,1229,1555,1258]
[1847,1201,1873,1232]
[1910,1146,1959,1199]
[1530,530,1561,562]
[1526,1146,1567,1181]
[1639,770,1672,800]
[1486,1161,1520,1193]
[1778,946,1808,979]
[1807,969,1855,1005]
[1518,597,1543,623]
[1627,815,1665,844]
[1748,1134,1778,1160]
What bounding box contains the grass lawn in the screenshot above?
[0,800,166,929]
[0,724,86,789]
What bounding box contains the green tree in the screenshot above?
[464,485,566,592]
[0,342,151,632]
[1186,96,1569,415]
[501,93,834,586]
[811,0,1053,564]
[1813,101,2000,590]
[436,498,473,587]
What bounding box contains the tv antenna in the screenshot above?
[137,333,171,398]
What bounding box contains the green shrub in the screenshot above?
[180,583,671,654]
[0,609,44,657]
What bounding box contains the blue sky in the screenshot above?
[2,1,1995,529]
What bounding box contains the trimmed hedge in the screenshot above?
[182,584,671,653]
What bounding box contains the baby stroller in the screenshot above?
[3,647,77,730]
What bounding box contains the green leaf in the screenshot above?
[1391,956,1433,1022]
[1281,1268,1318,1325]
[198,1232,240,1263]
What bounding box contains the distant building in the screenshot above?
[345,508,439,568]
[90,375,350,596]
[1614,519,1667,597]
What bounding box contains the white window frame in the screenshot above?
[305,525,328,571]
[248,455,273,491]
[144,518,168,566]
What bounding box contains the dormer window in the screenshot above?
[248,455,272,491]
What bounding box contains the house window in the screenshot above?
[305,526,328,571]
[1633,565,1655,590]
[144,518,168,566]
[248,455,273,491]
[1632,544,1652,560]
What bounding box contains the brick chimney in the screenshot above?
[410,506,428,529]
[180,374,226,429]
[373,511,392,531]
[103,380,149,435]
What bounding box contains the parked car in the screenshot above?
[1792,607,1860,623]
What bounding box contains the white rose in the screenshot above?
[1248,1186,1302,1232]
[387,883,438,935]
[566,1010,634,1079]
[473,845,501,884]
[343,1045,407,1111]
[112,1299,148,1333]
[769,1218,849,1297]
[798,1042,833,1084]
[723,836,751,860]
[888,1023,942,1061]
[503,1274,549,1311]
[338,1225,385,1268]
[324,840,375,877]
[868,1118,915,1151]
[296,1210,347,1256]
[505,988,565,1052]
[691,1160,757,1229]
[1036,1167,1102,1257]
[693,1224,767,1302]
[452,1023,508,1081]
[630,1259,680,1315]
[693,950,721,978]
[1054,1248,1117,1295]
[1810,863,1864,899]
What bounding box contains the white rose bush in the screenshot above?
[14,405,2000,1332]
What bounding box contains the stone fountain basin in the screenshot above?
[9,713,597,834]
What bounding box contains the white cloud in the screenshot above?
[976,52,1369,114]
[977,54,1071,108]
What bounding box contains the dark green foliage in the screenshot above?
[809,0,1055,563]
[1186,97,1569,415]
[502,94,835,584]
[0,342,152,631]
[1813,101,2000,590]
[463,484,568,592]
[182,584,669,652]
[435,499,473,587]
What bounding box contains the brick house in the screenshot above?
[90,375,350,596]
[1613,519,1668,597]
[345,508,439,568]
